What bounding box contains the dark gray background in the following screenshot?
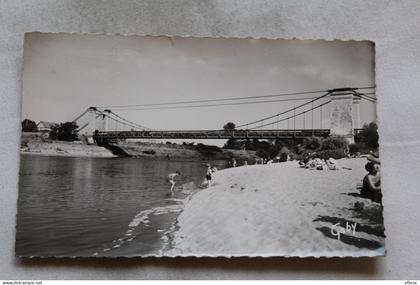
[1,0,420,279]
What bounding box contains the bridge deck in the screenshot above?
[93,129,331,140]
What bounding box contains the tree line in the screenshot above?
[222,121,379,160]
[21,119,79,141]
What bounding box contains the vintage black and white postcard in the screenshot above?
[17,33,384,257]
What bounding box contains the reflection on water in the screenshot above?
[16,155,226,257]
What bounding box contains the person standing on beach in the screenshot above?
[166,171,181,196]
[205,164,213,187]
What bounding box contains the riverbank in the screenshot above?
[116,141,258,162]
[164,158,385,257]
[20,132,257,160]
[21,132,115,157]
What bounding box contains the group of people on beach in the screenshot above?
[227,158,238,168]
[297,149,382,203]
[166,149,382,203]
[228,157,273,167]
[298,153,342,171]
[166,163,218,196]
[361,149,382,204]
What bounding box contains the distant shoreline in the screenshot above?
[115,141,258,162]
[20,151,115,158]
[20,132,258,161]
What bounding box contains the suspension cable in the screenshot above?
[236,91,333,128]
[249,101,331,130]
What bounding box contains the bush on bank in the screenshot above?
[195,143,222,155]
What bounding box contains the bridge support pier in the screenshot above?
[352,96,361,130]
[88,108,97,132]
[85,107,98,144]
[329,91,355,143]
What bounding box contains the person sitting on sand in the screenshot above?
[166,171,181,195]
[306,158,324,170]
[366,149,380,164]
[315,158,327,170]
[361,162,382,204]
[325,158,339,170]
[299,154,310,167]
[305,158,315,169]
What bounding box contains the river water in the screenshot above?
[16,155,226,257]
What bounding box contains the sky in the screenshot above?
[22,33,376,145]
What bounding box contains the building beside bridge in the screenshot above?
[36,121,58,132]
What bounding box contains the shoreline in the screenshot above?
[91,180,203,257]
[20,132,257,161]
[20,151,116,158]
[156,182,202,255]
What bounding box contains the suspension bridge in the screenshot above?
[71,87,376,144]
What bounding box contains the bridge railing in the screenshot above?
[92,129,331,140]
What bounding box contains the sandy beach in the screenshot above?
[166,158,385,257]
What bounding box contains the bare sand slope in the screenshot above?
[21,141,115,157]
[167,158,385,257]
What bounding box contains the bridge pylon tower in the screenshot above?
[328,88,361,143]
